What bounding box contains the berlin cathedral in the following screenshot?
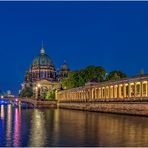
[21,44,70,99]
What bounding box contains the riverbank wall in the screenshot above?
[35,100,57,108]
[57,75,148,116]
[6,98,58,108]
[58,101,148,116]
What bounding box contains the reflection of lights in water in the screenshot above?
[1,105,4,119]
[52,109,59,145]
[28,110,46,147]
[6,105,12,146]
[13,108,21,147]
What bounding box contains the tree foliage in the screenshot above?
[19,87,33,98]
[61,65,128,89]
[61,65,106,89]
[107,70,127,81]
[45,90,55,100]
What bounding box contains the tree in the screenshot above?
[61,65,106,89]
[45,90,55,100]
[41,91,47,99]
[107,70,127,81]
[19,87,33,98]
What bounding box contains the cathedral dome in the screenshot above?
[32,47,54,67]
[60,61,69,71]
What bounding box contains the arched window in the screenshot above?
[126,85,129,97]
[130,84,135,97]
[136,84,140,96]
[142,83,147,96]
[50,71,53,78]
[40,71,45,79]
[102,88,105,98]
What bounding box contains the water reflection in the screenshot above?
[57,109,148,146]
[6,105,12,147]
[28,110,47,147]
[1,105,4,120]
[0,105,148,147]
[13,107,21,147]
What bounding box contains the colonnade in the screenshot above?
[57,79,148,102]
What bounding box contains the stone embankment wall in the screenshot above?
[36,100,57,108]
[58,102,148,116]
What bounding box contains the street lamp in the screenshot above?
[37,83,41,99]
[37,84,41,88]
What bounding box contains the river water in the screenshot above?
[0,104,148,147]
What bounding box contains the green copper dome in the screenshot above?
[32,47,54,67]
[60,61,69,70]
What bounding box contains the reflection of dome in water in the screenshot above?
[32,47,54,67]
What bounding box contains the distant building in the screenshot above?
[7,90,15,98]
[21,43,70,99]
[7,90,11,95]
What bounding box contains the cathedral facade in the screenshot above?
[21,44,70,99]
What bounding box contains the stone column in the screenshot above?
[114,85,117,98]
[128,83,131,98]
[141,81,143,97]
[117,85,119,98]
[91,88,94,100]
[106,87,108,98]
[110,86,113,98]
[99,88,101,99]
[118,85,121,98]
[95,88,97,99]
[101,87,103,98]
[147,81,148,97]
[102,87,105,98]
[145,81,147,97]
[134,82,137,97]
[123,84,126,98]
[81,91,83,102]
[86,89,88,101]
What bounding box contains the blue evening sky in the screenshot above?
[0,1,148,95]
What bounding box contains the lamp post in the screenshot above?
[37,83,41,99]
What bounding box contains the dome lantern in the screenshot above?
[31,43,55,67]
[60,60,69,71]
[40,47,45,55]
[40,41,45,55]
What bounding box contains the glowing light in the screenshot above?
[14,108,21,147]
[1,105,4,119]
[37,84,41,88]
[1,95,4,98]
[6,104,12,146]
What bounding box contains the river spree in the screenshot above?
[0,104,148,147]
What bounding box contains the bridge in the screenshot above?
[0,97,57,108]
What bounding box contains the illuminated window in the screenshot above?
[131,84,135,97]
[136,84,140,96]
[143,83,146,95]
[126,85,129,97]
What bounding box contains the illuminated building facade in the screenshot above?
[21,44,70,99]
[57,75,148,102]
